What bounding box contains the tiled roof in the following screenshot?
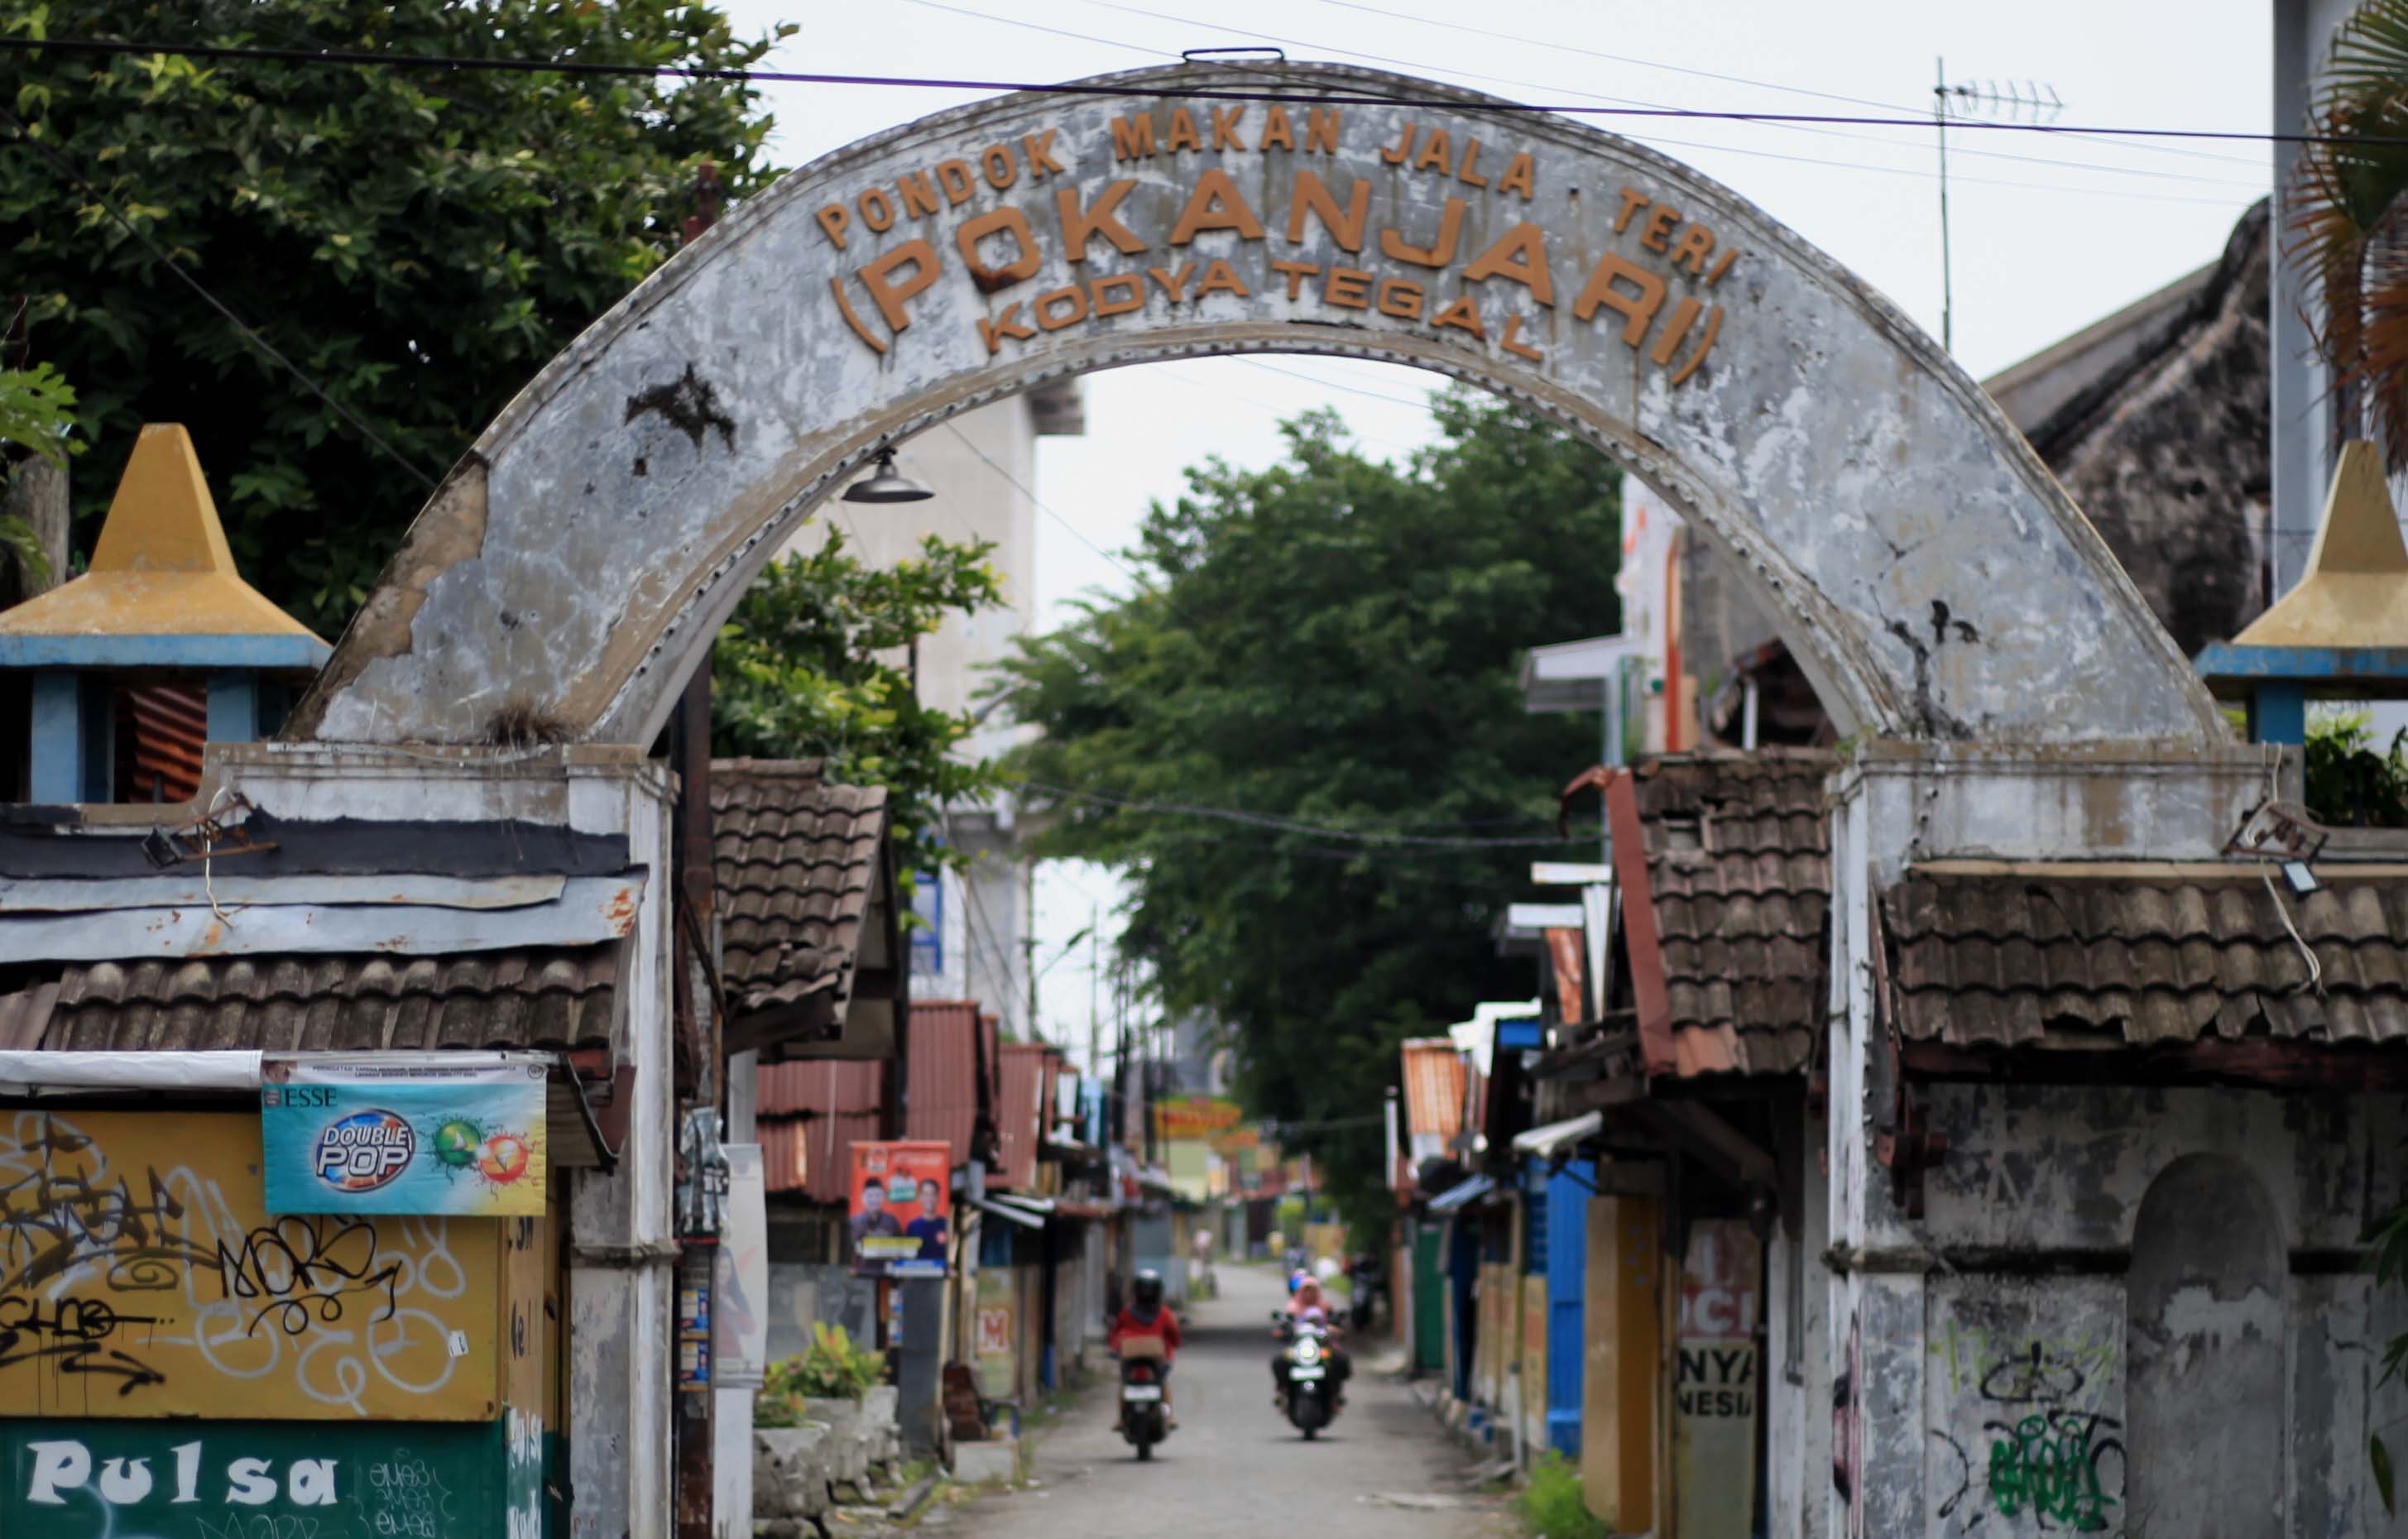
[25,947,617,1053]
[711,760,888,1026]
[1885,872,2408,1048]
[1629,750,1833,1076]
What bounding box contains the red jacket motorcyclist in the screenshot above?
[1110,1282,1182,1360]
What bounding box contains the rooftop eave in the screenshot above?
[0,633,332,670]
[2195,642,2408,700]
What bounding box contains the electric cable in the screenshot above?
[0,36,2382,148]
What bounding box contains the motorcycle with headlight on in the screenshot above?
[1274,1316,1341,1438]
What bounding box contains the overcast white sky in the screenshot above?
[717,0,2276,1066]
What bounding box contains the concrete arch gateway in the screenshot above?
[286,62,2222,750]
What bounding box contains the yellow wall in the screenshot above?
[1520,1272,1548,1454]
[1583,1193,1660,1532]
[0,1109,509,1421]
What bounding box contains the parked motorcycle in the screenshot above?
[1346,1254,1382,1330]
[1276,1317,1340,1439]
[1117,1335,1172,1460]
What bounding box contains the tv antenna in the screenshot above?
[1932,62,2065,352]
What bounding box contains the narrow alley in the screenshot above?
[944,1266,1505,1539]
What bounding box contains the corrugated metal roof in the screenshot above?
[1885,871,2408,1048]
[994,1043,1055,1191]
[1628,750,1834,1077]
[906,1000,993,1166]
[712,760,888,1025]
[757,1059,884,1202]
[1400,1039,1465,1143]
[27,947,617,1053]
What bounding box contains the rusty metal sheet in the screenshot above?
[2,874,570,913]
[0,875,640,964]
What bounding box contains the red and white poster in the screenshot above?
[848,1139,952,1277]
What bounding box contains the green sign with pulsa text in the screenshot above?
[0,1419,507,1539]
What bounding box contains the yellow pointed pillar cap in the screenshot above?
[0,425,331,670]
[2232,439,2408,650]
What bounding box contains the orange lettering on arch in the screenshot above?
[1463,223,1554,307]
[858,240,940,333]
[956,208,1041,290]
[1286,171,1370,253]
[1058,181,1148,261]
[1380,198,1467,269]
[1432,295,1485,340]
[1168,170,1267,245]
[1166,108,1202,154]
[1572,252,1664,348]
[1259,107,1296,151]
[1196,260,1251,300]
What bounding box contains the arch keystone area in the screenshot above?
[285,63,2225,749]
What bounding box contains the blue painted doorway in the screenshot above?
[1542,1161,1591,1456]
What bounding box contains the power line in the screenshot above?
[1076,0,2265,192]
[0,107,441,494]
[1024,779,1582,846]
[1307,0,2267,171]
[941,420,1154,597]
[902,0,2259,205]
[0,36,2384,147]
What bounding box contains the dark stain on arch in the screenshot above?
[1886,609,1974,738]
[625,362,736,453]
[1929,599,1979,647]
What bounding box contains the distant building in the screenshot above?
[779,383,1086,1030]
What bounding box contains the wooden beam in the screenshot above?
[1901,1038,2408,1093]
[1633,1100,1777,1190]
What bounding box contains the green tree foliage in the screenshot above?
[1000,391,1621,1230]
[712,528,1014,886]
[3,0,783,633]
[0,360,78,579]
[2305,709,2408,827]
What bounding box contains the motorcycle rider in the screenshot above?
[1271,1277,1352,1406]
[1109,1268,1182,1426]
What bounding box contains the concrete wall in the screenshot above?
[765,1263,880,1364]
[207,744,678,1539]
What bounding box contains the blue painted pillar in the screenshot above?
[29,673,90,804]
[2250,680,2307,745]
[207,670,260,744]
[1543,1162,1590,1457]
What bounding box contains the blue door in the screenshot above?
[1543,1162,1591,1456]
[1448,1216,1479,1403]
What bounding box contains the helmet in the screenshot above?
[1131,1269,1164,1310]
[1288,1268,1307,1294]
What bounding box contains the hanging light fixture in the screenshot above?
[842,446,933,504]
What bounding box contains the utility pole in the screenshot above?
[1931,71,2061,356]
[1934,58,1954,353]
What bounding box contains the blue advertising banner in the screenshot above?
[262,1056,549,1215]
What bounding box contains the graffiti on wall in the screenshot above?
[1926,1286,2124,1536]
[0,1110,499,1421]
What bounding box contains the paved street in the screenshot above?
[938,1265,1507,1539]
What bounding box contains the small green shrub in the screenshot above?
[1516,1450,1611,1539]
[2305,711,2408,827]
[755,1322,890,1426]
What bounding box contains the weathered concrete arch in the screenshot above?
[289,63,2223,748]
